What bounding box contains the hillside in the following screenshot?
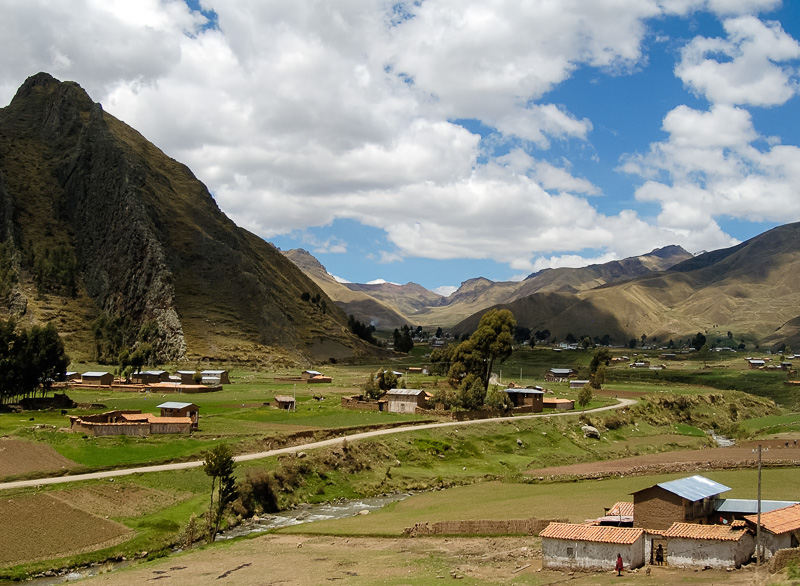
[0,73,373,364]
[455,223,800,348]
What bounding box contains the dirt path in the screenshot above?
[0,399,635,491]
[528,439,800,479]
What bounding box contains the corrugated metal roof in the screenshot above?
[655,475,731,501]
[505,388,545,395]
[662,522,749,541]
[745,503,800,535]
[157,402,196,410]
[82,371,110,377]
[141,370,166,375]
[549,368,573,374]
[540,523,644,545]
[716,499,799,514]
[386,388,426,396]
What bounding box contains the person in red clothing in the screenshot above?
[615,553,624,576]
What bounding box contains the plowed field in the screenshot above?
[0,438,78,478]
[0,493,133,566]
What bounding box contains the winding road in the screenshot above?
[0,398,635,491]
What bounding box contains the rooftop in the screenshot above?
[156,402,197,410]
[716,499,799,515]
[636,475,731,501]
[540,523,644,545]
[386,388,426,396]
[662,522,749,541]
[607,502,634,517]
[745,503,800,535]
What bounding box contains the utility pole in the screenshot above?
[757,443,762,566]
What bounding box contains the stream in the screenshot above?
[28,493,409,584]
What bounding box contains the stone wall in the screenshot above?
[404,517,566,537]
[768,547,800,573]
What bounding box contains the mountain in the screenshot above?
[0,73,373,363]
[455,223,800,348]
[288,245,692,329]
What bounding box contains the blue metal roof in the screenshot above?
[657,475,731,501]
[715,499,798,514]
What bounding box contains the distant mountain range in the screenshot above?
[287,226,800,349]
[0,73,377,364]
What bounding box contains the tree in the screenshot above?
[697,343,711,367]
[203,444,237,542]
[449,309,516,393]
[393,325,414,353]
[590,365,605,389]
[577,384,593,410]
[0,319,69,404]
[590,348,612,374]
[692,332,707,349]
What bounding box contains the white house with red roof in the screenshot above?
[540,523,645,571]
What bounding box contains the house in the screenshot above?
[157,402,199,430]
[306,374,333,384]
[545,368,575,382]
[201,369,230,384]
[660,522,754,568]
[569,379,589,389]
[177,370,199,384]
[384,388,427,413]
[540,522,645,571]
[744,502,800,559]
[504,388,544,412]
[81,371,113,386]
[301,370,323,380]
[69,410,192,436]
[629,361,650,369]
[133,370,169,384]
[64,371,80,381]
[594,502,634,527]
[632,475,731,530]
[543,398,574,411]
[274,395,296,410]
[748,359,766,369]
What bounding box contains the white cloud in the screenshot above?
[433,285,458,297]
[676,15,800,106]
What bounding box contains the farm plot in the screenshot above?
[0,493,133,566]
[49,482,193,518]
[0,437,78,478]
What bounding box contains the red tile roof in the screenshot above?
[662,522,750,541]
[745,503,800,535]
[540,523,644,545]
[607,502,634,517]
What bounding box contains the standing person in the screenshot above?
[655,544,664,565]
[615,553,624,576]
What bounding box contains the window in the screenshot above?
[566,547,574,557]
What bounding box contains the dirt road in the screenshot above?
[0,398,635,491]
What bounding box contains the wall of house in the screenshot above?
[387,397,418,414]
[542,538,644,571]
[634,487,684,529]
[404,517,566,537]
[71,420,151,437]
[768,547,800,573]
[667,535,754,569]
[761,532,792,559]
[149,421,192,434]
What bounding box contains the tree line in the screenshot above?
[0,319,69,404]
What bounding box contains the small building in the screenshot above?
[748,359,766,369]
[81,371,113,386]
[504,388,544,412]
[543,398,574,411]
[157,402,199,430]
[274,395,296,410]
[632,475,731,530]
[661,522,754,569]
[133,370,169,384]
[306,374,333,384]
[177,370,199,385]
[384,388,427,414]
[715,499,799,524]
[745,502,800,559]
[545,368,575,382]
[64,371,80,381]
[69,410,192,436]
[201,369,230,384]
[595,502,634,527]
[301,370,323,380]
[569,379,590,389]
[629,361,651,369]
[540,522,645,571]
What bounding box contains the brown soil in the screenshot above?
[527,439,800,479]
[81,534,770,585]
[50,482,192,518]
[0,493,133,567]
[0,437,78,478]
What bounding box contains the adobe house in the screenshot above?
[157,401,199,430]
[748,359,766,369]
[545,368,575,382]
[177,370,200,384]
[301,370,323,380]
[632,475,731,530]
[274,395,296,410]
[540,522,645,571]
[543,398,575,411]
[384,388,427,413]
[133,370,169,384]
[69,410,192,436]
[81,371,113,386]
[660,522,754,569]
[504,388,544,412]
[201,369,230,384]
[64,371,80,381]
[569,379,590,389]
[745,502,800,559]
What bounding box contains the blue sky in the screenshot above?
[1,0,799,295]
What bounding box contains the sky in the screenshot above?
[1,1,799,296]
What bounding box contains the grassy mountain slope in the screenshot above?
[0,73,371,363]
[456,223,800,348]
